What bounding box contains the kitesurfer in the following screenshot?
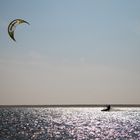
[101,105,111,111]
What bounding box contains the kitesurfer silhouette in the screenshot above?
[101,105,111,111]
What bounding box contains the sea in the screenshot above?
[0,107,140,140]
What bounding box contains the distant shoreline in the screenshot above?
[0,104,140,108]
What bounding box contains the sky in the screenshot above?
[0,0,140,105]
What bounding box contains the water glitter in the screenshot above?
[0,107,140,139]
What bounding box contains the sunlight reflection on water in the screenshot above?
[0,107,140,139]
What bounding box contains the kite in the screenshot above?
[8,19,29,41]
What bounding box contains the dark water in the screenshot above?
[0,107,140,140]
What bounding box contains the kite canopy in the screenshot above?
[8,19,29,41]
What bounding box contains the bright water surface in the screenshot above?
[0,107,140,139]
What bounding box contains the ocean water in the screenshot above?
[0,107,140,140]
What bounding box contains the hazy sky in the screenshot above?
[0,0,140,105]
